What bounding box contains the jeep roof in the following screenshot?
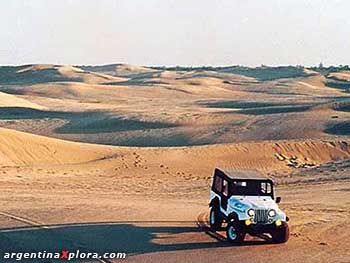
[214,168,272,182]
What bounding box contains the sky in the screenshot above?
[0,0,349,66]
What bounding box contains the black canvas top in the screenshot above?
[216,168,268,180]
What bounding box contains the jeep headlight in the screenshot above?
[247,208,255,217]
[268,209,276,217]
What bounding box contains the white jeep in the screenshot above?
[209,168,290,244]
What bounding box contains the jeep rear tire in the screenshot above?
[226,222,245,244]
[209,207,222,231]
[271,222,289,243]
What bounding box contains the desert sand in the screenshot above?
[0,64,350,262]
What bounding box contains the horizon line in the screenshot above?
[0,63,349,69]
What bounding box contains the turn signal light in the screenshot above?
[275,220,282,227]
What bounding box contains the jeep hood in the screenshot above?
[229,195,279,211]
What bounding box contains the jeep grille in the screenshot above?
[254,209,269,224]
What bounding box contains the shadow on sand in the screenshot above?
[0,107,177,134]
[0,221,270,262]
[199,100,313,115]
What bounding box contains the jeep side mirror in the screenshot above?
[276,197,281,204]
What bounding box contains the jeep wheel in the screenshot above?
[271,222,290,243]
[209,207,222,231]
[226,222,245,244]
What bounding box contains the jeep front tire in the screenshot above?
[209,207,222,231]
[271,222,289,243]
[226,222,245,244]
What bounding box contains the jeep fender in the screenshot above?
[227,212,239,223]
[209,197,220,208]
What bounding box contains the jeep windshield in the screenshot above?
[229,180,273,197]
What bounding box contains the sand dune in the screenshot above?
[115,63,155,75]
[0,128,350,263]
[1,64,350,263]
[328,71,350,82]
[0,64,125,86]
[1,64,350,147]
[0,128,115,166]
[80,63,156,78]
[0,91,45,109]
[2,127,350,175]
[16,64,63,73]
